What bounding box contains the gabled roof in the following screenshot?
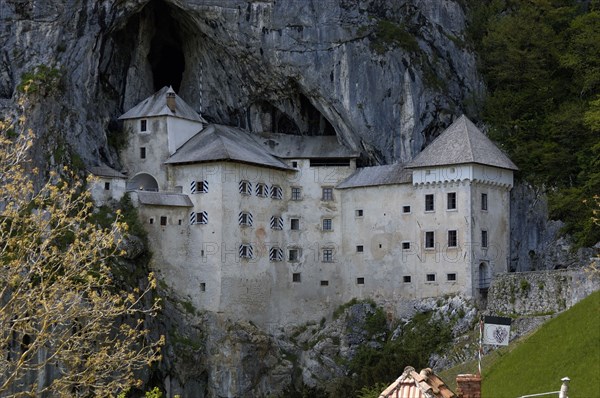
[407,115,518,170]
[88,165,126,179]
[136,191,193,207]
[165,124,294,171]
[379,367,457,398]
[253,133,359,159]
[337,163,412,189]
[118,86,207,123]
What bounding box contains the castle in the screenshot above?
[90,86,517,327]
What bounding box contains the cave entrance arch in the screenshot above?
[147,1,185,92]
[127,173,159,192]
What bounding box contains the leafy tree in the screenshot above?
[0,110,163,396]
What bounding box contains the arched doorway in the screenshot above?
[127,173,159,192]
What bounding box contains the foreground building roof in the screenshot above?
[337,163,412,189]
[136,192,193,207]
[88,165,126,179]
[118,86,207,123]
[165,124,294,170]
[379,367,457,398]
[407,115,518,170]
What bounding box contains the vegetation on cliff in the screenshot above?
[466,0,600,247]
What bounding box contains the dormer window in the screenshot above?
[140,119,147,132]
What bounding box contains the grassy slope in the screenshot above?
[440,290,600,397]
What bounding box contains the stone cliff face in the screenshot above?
[0,0,481,167]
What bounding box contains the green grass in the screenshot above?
[441,291,600,397]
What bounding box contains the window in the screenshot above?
[290,218,300,230]
[356,245,364,252]
[288,249,300,262]
[355,209,363,217]
[322,187,334,201]
[447,273,457,281]
[356,277,365,285]
[256,183,268,197]
[149,218,154,225]
[270,185,283,200]
[270,216,283,230]
[322,218,332,231]
[425,231,435,249]
[140,119,147,132]
[190,211,208,225]
[178,219,182,225]
[239,180,252,195]
[322,249,333,263]
[160,216,167,226]
[402,241,411,250]
[425,194,434,211]
[291,187,302,200]
[292,273,301,282]
[481,193,488,211]
[200,282,206,292]
[481,230,488,248]
[447,192,457,210]
[448,230,457,247]
[403,275,412,283]
[239,212,253,227]
[104,182,110,190]
[140,147,146,159]
[320,280,329,286]
[269,247,283,262]
[191,180,208,194]
[292,161,298,168]
[402,205,411,213]
[239,244,253,259]
[426,274,436,282]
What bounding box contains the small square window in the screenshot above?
[322,249,333,263]
[290,218,300,230]
[104,182,110,190]
[291,187,302,200]
[447,273,457,281]
[140,147,146,159]
[402,205,411,213]
[140,119,147,132]
[322,218,332,231]
[288,249,300,262]
[192,180,208,194]
[403,275,412,283]
[292,161,298,168]
[355,209,363,217]
[292,273,301,282]
[402,241,411,250]
[322,187,334,201]
[425,194,434,212]
[200,283,206,292]
[425,231,435,249]
[356,245,364,252]
[447,192,457,210]
[481,193,488,211]
[160,216,167,226]
[448,230,457,247]
[426,274,436,282]
[356,277,365,285]
[320,280,329,286]
[481,230,488,248]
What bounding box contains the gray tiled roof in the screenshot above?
[337,163,412,189]
[253,133,358,159]
[407,115,518,170]
[136,191,193,207]
[165,124,294,170]
[88,166,126,178]
[118,86,207,123]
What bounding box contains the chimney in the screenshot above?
[166,86,176,113]
[456,374,481,398]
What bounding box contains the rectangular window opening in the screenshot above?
[291,187,302,201]
[322,218,332,231]
[200,283,206,292]
[356,277,365,285]
[290,218,300,230]
[402,241,411,250]
[482,230,488,248]
[447,192,457,210]
[481,193,488,211]
[403,275,412,283]
[160,216,167,226]
[447,273,457,281]
[322,249,333,263]
[104,182,110,190]
[425,231,435,249]
[288,249,300,262]
[140,147,146,159]
[270,185,283,200]
[425,194,434,212]
[320,280,329,286]
[356,245,364,252]
[269,247,283,262]
[426,274,436,282]
[322,187,334,201]
[402,205,411,213]
[448,230,457,248]
[292,273,301,282]
[355,209,363,217]
[140,119,147,132]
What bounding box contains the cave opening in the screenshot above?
[147,1,185,92]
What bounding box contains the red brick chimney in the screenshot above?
[166,86,176,113]
[456,374,481,398]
